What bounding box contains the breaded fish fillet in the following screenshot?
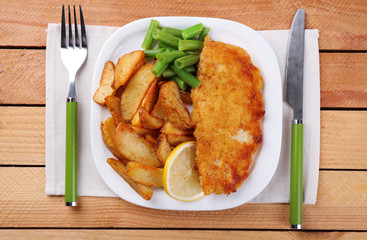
[191,37,265,195]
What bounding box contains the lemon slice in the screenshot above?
[163,141,204,202]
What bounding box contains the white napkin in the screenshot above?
[45,23,320,204]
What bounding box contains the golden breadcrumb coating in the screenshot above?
[191,37,265,195]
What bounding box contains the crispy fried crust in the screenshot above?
[191,37,265,195]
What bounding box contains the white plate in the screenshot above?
[90,17,282,210]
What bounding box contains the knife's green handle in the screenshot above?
[65,101,78,206]
[290,123,303,228]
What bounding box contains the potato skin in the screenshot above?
[114,122,162,167]
[107,158,153,200]
[159,81,194,130]
[93,61,115,105]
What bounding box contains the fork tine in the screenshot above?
[79,5,87,48]
[73,5,80,48]
[61,5,66,48]
[68,5,73,47]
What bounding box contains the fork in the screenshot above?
[61,5,87,207]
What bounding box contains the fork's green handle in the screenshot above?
[65,100,78,206]
[290,122,303,228]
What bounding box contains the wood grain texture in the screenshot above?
[0,167,366,230]
[0,230,366,240]
[0,49,45,105]
[321,53,367,108]
[1,50,367,108]
[2,107,367,169]
[0,107,44,165]
[320,110,367,169]
[0,0,366,50]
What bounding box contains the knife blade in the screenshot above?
[286,9,305,230]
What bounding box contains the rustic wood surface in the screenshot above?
[1,107,367,169]
[0,0,366,50]
[0,0,366,239]
[1,168,366,230]
[0,230,366,240]
[1,51,367,107]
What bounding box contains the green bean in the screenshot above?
[170,65,200,88]
[162,69,176,78]
[183,65,196,73]
[152,60,169,77]
[178,40,203,51]
[143,48,165,58]
[172,76,188,91]
[156,50,185,63]
[174,55,200,69]
[162,27,183,39]
[141,19,160,50]
[152,28,180,48]
[158,41,176,51]
[163,66,195,77]
[184,50,200,55]
[182,23,203,40]
[198,27,210,41]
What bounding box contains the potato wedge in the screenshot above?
[114,122,162,167]
[100,117,128,164]
[130,125,160,138]
[130,79,159,127]
[107,158,153,200]
[161,121,193,136]
[93,61,115,105]
[145,134,158,146]
[166,134,195,147]
[139,107,164,130]
[120,63,157,122]
[151,99,166,120]
[105,95,122,124]
[159,81,194,130]
[114,50,145,89]
[156,134,172,165]
[179,90,192,104]
[126,162,163,187]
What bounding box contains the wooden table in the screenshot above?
[1,0,366,239]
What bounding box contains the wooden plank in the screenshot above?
[321,53,367,108]
[1,50,367,108]
[0,107,44,165]
[0,229,366,240]
[0,167,366,230]
[320,110,367,169]
[0,0,366,50]
[1,107,367,169]
[0,49,45,105]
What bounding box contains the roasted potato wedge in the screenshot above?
[131,79,159,127]
[105,95,122,124]
[151,99,166,120]
[126,162,163,187]
[120,63,157,122]
[130,125,160,138]
[161,121,193,136]
[145,134,158,146]
[139,107,164,130]
[179,90,192,104]
[114,122,162,167]
[156,134,172,165]
[166,134,195,147]
[159,81,194,130]
[107,158,153,200]
[114,50,145,89]
[93,61,115,105]
[100,117,128,164]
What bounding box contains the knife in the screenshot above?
[286,9,305,229]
